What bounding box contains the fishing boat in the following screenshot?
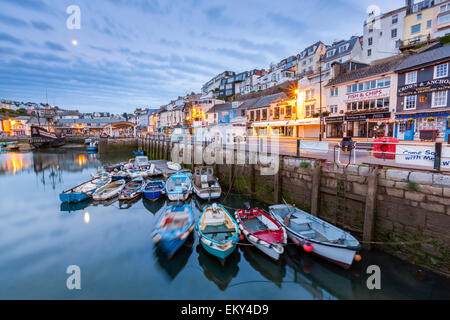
[92,179,126,201]
[152,203,195,257]
[59,177,109,203]
[269,204,362,269]
[128,169,148,179]
[118,177,146,201]
[235,203,287,261]
[143,180,166,201]
[5,141,20,151]
[133,150,145,156]
[135,156,150,168]
[165,172,192,201]
[30,125,66,149]
[197,203,240,261]
[167,161,182,171]
[110,170,130,181]
[146,163,162,177]
[86,141,98,152]
[105,162,124,173]
[192,166,222,200]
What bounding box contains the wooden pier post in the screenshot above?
[250,163,256,199]
[274,155,283,204]
[363,165,378,250]
[311,160,323,217]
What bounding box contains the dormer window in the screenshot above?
[339,44,349,53]
[326,49,336,57]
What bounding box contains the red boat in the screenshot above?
[235,204,287,261]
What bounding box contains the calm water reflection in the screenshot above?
[0,150,449,300]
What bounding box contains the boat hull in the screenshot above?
[248,237,283,261]
[192,185,221,200]
[59,192,90,203]
[143,190,163,201]
[287,231,357,269]
[199,238,237,261]
[167,192,191,201]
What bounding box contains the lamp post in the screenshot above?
[319,54,323,141]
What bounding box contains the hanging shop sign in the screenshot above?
[325,116,344,122]
[398,78,450,96]
[344,112,391,121]
[343,88,390,103]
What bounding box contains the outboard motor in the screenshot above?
[341,137,354,152]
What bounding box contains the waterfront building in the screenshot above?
[362,6,407,63]
[238,70,264,95]
[296,41,327,76]
[297,67,332,139]
[402,0,450,49]
[247,92,297,137]
[55,118,119,136]
[394,45,450,141]
[321,37,364,72]
[201,71,235,95]
[325,56,405,138]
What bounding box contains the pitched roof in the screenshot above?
[251,92,287,108]
[326,55,406,87]
[395,45,450,72]
[322,37,359,63]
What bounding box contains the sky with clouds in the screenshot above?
[0,0,405,113]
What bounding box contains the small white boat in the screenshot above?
[135,156,149,168]
[165,172,192,201]
[146,163,162,177]
[269,204,362,269]
[192,166,222,200]
[92,180,126,201]
[167,161,182,171]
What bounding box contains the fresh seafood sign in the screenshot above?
[395,145,450,168]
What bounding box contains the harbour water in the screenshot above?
[0,149,449,300]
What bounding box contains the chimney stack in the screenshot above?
[405,0,414,14]
[331,62,343,78]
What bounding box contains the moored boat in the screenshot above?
[165,172,192,201]
[167,161,182,171]
[192,166,222,200]
[269,204,362,269]
[30,125,66,149]
[92,179,126,201]
[235,203,287,261]
[197,203,240,261]
[118,177,146,201]
[59,176,109,203]
[86,141,98,152]
[133,150,145,156]
[143,180,166,201]
[110,170,130,181]
[152,203,195,257]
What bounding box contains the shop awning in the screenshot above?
[294,118,320,125]
[252,122,269,127]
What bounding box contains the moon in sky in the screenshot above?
[72,40,78,46]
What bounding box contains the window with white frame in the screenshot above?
[329,105,338,114]
[326,49,336,57]
[305,104,315,117]
[330,88,338,96]
[435,63,448,78]
[438,13,450,25]
[406,71,417,84]
[405,95,417,110]
[392,15,398,24]
[391,29,397,38]
[441,3,450,13]
[432,91,448,107]
[305,89,315,100]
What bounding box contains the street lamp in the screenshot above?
[318,54,324,142]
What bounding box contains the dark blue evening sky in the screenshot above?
[0,0,404,113]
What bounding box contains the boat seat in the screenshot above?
[203,210,226,226]
[290,217,311,232]
[298,230,316,239]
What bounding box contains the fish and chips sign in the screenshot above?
[398,78,450,97]
[396,145,450,168]
[343,88,390,103]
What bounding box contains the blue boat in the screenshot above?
[197,203,240,261]
[86,141,98,152]
[134,150,145,156]
[152,203,195,257]
[118,177,146,201]
[143,180,166,201]
[59,177,109,203]
[165,172,192,201]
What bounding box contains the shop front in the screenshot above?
[344,112,392,138]
[325,116,344,138]
[395,110,450,141]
